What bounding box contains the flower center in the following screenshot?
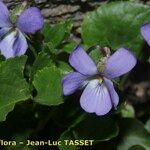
[98,77,103,84]
[89,75,104,84]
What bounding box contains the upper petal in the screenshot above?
[104,47,137,79]
[0,2,11,27]
[80,79,112,116]
[17,7,44,34]
[0,30,28,58]
[104,78,119,107]
[69,46,98,76]
[62,72,88,96]
[140,22,150,46]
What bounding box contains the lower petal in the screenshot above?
[0,30,27,58]
[80,79,112,116]
[104,78,119,107]
[13,31,28,56]
[62,72,88,96]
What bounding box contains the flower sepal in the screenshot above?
[10,1,27,24]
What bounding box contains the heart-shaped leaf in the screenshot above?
[82,2,150,57]
[0,56,29,121]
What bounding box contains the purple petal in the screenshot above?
[0,27,10,39]
[0,30,27,58]
[62,72,88,96]
[80,79,112,116]
[104,47,137,79]
[104,78,119,107]
[0,2,11,27]
[140,22,150,46]
[0,31,17,58]
[17,7,44,34]
[69,46,98,76]
[13,31,28,56]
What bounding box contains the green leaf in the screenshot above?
[42,21,73,48]
[58,61,73,75]
[120,103,135,118]
[43,42,57,54]
[72,116,119,142]
[33,66,63,106]
[30,52,52,80]
[145,118,150,133]
[0,56,30,121]
[117,118,150,150]
[62,42,77,54]
[0,55,5,63]
[58,130,79,150]
[89,47,103,64]
[82,2,150,56]
[128,145,146,150]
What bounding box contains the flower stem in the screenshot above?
[29,45,38,59]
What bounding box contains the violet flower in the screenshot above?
[62,46,137,115]
[141,22,150,46]
[0,1,44,58]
